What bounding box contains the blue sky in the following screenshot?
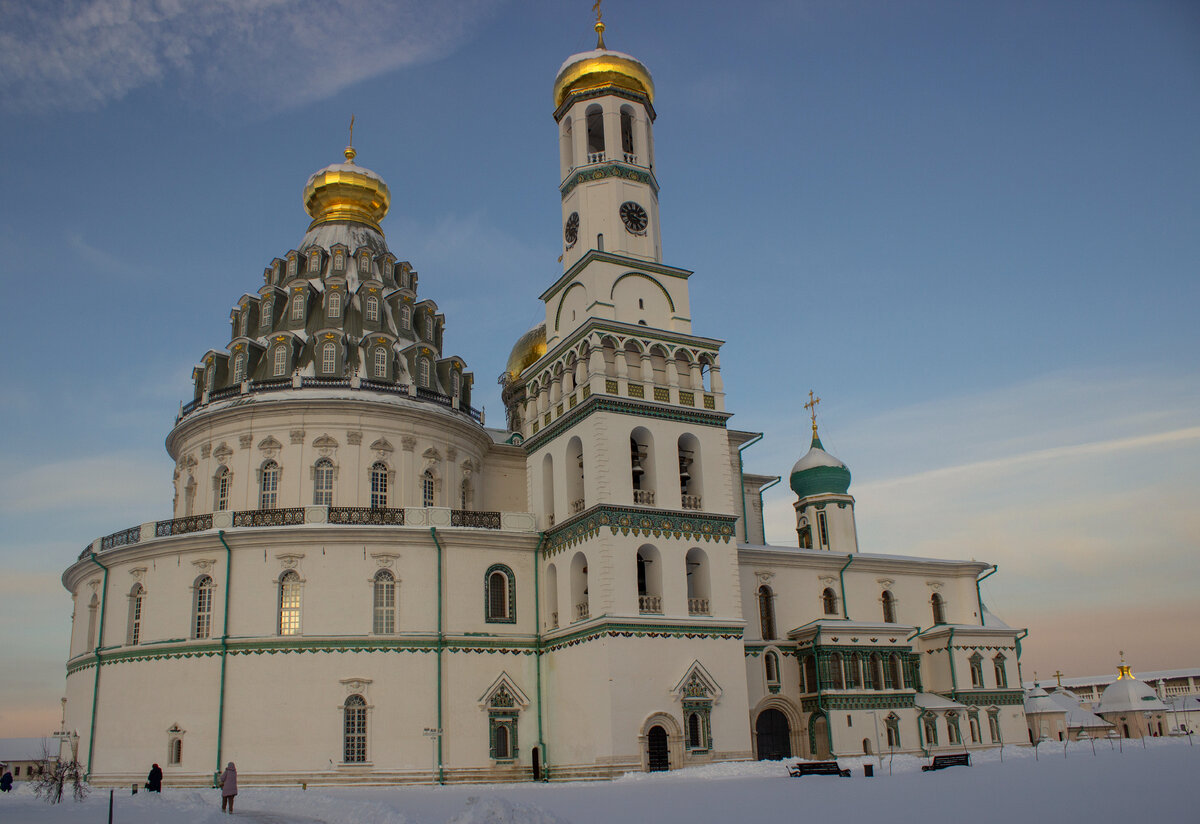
[1,1,1197,736]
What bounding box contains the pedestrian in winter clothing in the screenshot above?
[0,769,12,792]
[146,763,163,792]
[219,762,237,813]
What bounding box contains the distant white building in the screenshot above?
[61,17,1029,786]
[0,738,57,782]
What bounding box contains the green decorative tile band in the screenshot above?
[523,395,730,453]
[800,693,917,712]
[946,689,1025,706]
[542,504,737,557]
[560,163,659,200]
[542,620,743,652]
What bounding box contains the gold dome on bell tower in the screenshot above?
[552,18,654,109]
[302,145,391,233]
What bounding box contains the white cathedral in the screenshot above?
[61,20,1029,785]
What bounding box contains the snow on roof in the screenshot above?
[1024,687,1067,715]
[915,693,967,711]
[981,607,1011,629]
[737,543,991,570]
[1024,667,1200,690]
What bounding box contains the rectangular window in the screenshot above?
[194,586,212,639]
[817,511,829,548]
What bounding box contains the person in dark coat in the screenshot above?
[219,762,237,813]
[146,763,163,792]
[0,769,12,792]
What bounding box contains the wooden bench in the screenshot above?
[922,753,970,772]
[787,761,851,778]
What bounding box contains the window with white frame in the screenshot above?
[291,293,304,320]
[970,653,984,688]
[205,365,215,391]
[327,291,341,318]
[451,371,460,397]
[343,694,367,763]
[421,469,434,507]
[370,462,388,508]
[233,353,246,383]
[308,251,320,273]
[260,460,280,509]
[372,569,396,634]
[193,576,214,639]
[321,342,336,374]
[215,467,230,511]
[127,583,144,645]
[419,358,430,387]
[764,650,780,688]
[988,710,1002,743]
[358,252,370,275]
[993,654,1008,687]
[313,458,334,506]
[260,299,272,328]
[486,565,515,623]
[273,345,288,377]
[278,570,301,635]
[400,304,411,329]
[373,346,387,378]
[366,296,379,322]
[240,310,249,336]
[168,735,183,765]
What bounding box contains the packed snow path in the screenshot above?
[1,738,1192,823]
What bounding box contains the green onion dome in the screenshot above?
[789,430,851,499]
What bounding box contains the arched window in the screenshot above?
[372,570,396,634]
[830,653,845,689]
[460,478,471,510]
[419,358,430,387]
[822,587,839,616]
[988,711,1002,743]
[170,738,182,765]
[923,716,938,747]
[758,585,776,640]
[888,654,904,689]
[486,565,515,623]
[881,590,896,623]
[343,694,367,763]
[586,104,605,157]
[260,299,272,328]
[85,592,99,650]
[373,346,388,378]
[313,458,334,506]
[688,712,703,749]
[272,345,288,377]
[215,467,230,511]
[260,460,279,509]
[127,583,144,645]
[765,651,779,686]
[421,469,435,507]
[946,712,961,744]
[205,366,215,391]
[327,291,341,318]
[869,653,884,691]
[886,718,901,748]
[931,593,946,624]
[232,353,246,383]
[193,575,214,639]
[993,654,1008,687]
[321,342,336,374]
[847,654,862,688]
[358,252,370,275]
[685,548,710,615]
[620,106,635,157]
[969,653,984,688]
[366,296,380,322]
[290,293,304,320]
[369,462,388,509]
[494,723,511,759]
[240,311,249,335]
[969,715,981,743]
[400,304,411,328]
[278,570,301,635]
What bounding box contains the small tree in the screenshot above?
[32,742,88,804]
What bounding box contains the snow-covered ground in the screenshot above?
[2,738,1193,823]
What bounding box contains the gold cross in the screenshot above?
[1053,670,1064,687]
[349,114,355,147]
[593,0,602,24]
[804,390,821,434]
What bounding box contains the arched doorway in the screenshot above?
[809,713,831,759]
[647,725,670,771]
[755,709,792,760]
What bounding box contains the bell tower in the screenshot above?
[554,18,661,272]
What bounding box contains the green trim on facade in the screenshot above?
[541,620,743,653]
[800,693,917,712]
[542,504,738,558]
[946,689,1025,706]
[523,394,730,454]
[560,163,659,200]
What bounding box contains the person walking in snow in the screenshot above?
[219,762,237,813]
[146,762,162,792]
[0,768,12,792]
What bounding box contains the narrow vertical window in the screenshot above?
[931,593,946,625]
[373,570,396,634]
[127,583,144,645]
[764,651,779,685]
[988,712,1002,743]
[419,358,430,387]
[822,587,839,616]
[368,462,388,508]
[278,570,301,635]
[422,469,435,507]
[260,299,272,328]
[494,724,511,759]
[291,293,304,320]
[313,458,334,506]
[328,291,341,318]
[193,576,213,639]
[205,366,215,391]
[688,713,702,748]
[486,566,514,622]
[359,253,370,275]
[260,460,279,509]
[970,654,984,688]
[451,371,461,397]
[273,345,288,377]
[461,479,471,510]
[215,467,230,511]
[585,104,605,157]
[758,585,775,640]
[881,590,896,623]
[233,353,246,383]
[993,654,1008,687]
[817,510,829,548]
[308,251,320,273]
[321,342,336,374]
[170,738,182,765]
[400,304,411,329]
[240,311,249,336]
[366,296,380,322]
[86,594,99,650]
[343,694,367,763]
[373,347,387,378]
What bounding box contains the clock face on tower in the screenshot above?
[564,212,579,247]
[620,201,648,235]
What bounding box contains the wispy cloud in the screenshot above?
[0,0,501,113]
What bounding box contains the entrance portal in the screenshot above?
[810,713,831,759]
[755,709,792,760]
[647,725,670,771]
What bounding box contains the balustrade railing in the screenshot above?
[328,507,405,525]
[639,595,662,614]
[232,507,305,527]
[623,152,638,164]
[587,151,606,163]
[155,514,213,537]
[575,602,590,622]
[681,495,702,510]
[100,526,142,551]
[571,498,586,514]
[633,489,656,505]
[688,598,710,616]
[451,510,501,529]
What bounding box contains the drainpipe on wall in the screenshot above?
[837,555,854,619]
[737,433,763,541]
[85,552,110,780]
[755,476,780,543]
[1014,628,1029,685]
[215,531,233,785]
[975,565,997,625]
[947,627,958,699]
[429,528,445,785]
[532,533,547,781]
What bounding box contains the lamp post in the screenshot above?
[422,728,443,785]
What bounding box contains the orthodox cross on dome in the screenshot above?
[804,390,821,436]
[1053,670,1065,688]
[593,0,606,49]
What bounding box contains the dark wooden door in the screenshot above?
[756,709,792,760]
[647,725,670,771]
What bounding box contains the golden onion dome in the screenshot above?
[553,21,654,109]
[505,323,547,380]
[303,147,391,233]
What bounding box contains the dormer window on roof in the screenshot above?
[358,251,371,276]
[287,253,298,277]
[333,248,346,272]
[308,250,321,274]
[365,295,380,323]
[328,290,342,318]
